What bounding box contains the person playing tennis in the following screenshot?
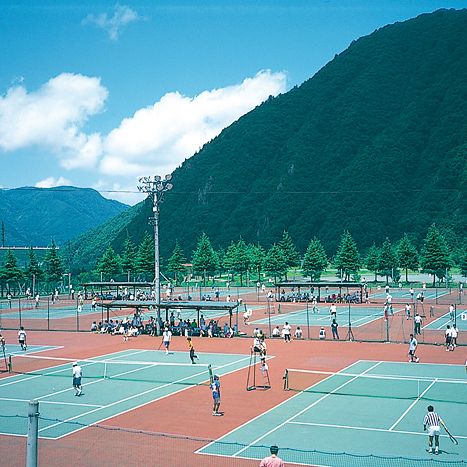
[210,374,222,416]
[187,337,198,364]
[18,326,27,351]
[408,334,419,363]
[424,405,448,455]
[162,327,172,355]
[72,362,83,396]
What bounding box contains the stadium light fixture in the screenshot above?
[137,173,174,333]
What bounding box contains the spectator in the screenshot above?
[294,327,303,339]
[272,326,281,338]
[331,319,339,340]
[260,445,284,467]
[319,327,326,340]
[414,313,422,335]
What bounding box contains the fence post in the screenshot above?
[26,400,39,467]
[306,300,310,340]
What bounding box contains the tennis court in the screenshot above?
[423,308,467,331]
[0,348,252,439]
[198,360,467,466]
[370,288,450,301]
[0,304,98,320]
[250,305,402,328]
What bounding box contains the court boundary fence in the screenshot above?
[2,409,465,467]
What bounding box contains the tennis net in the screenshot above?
[8,354,212,386]
[283,368,467,404]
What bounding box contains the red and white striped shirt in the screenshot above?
[424,411,441,427]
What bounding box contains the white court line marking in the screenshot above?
[388,379,437,431]
[38,355,252,437]
[3,345,64,357]
[232,361,383,457]
[0,397,102,408]
[288,421,467,440]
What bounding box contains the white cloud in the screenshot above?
[35,176,72,188]
[0,73,108,168]
[0,70,286,205]
[100,70,287,178]
[83,5,142,41]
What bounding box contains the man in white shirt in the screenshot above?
[282,322,291,343]
[162,327,172,355]
[72,362,83,396]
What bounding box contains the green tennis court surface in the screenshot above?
[250,306,401,328]
[423,309,467,331]
[0,349,252,439]
[198,360,467,466]
[0,304,100,320]
[370,289,449,300]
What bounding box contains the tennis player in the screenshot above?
[187,337,198,363]
[408,334,420,363]
[210,374,222,416]
[162,327,172,355]
[18,326,27,351]
[424,405,447,455]
[0,332,5,351]
[72,362,83,396]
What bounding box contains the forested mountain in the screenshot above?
[0,187,128,246]
[67,9,467,272]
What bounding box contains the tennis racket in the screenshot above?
[444,426,458,445]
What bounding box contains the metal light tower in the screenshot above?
[137,175,174,310]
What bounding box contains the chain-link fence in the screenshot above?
[2,413,465,467]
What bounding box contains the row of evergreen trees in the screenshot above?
[83,224,464,286]
[0,224,464,295]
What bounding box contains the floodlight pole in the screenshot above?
[138,175,174,334]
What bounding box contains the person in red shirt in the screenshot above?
[260,445,285,467]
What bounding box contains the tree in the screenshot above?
[96,246,121,281]
[223,242,237,282]
[460,249,467,279]
[377,238,399,285]
[302,238,328,281]
[233,239,250,286]
[397,234,419,283]
[334,231,361,281]
[25,247,44,287]
[264,244,288,283]
[121,235,137,280]
[278,231,301,279]
[167,241,186,285]
[44,239,64,290]
[248,243,266,281]
[365,244,380,282]
[136,233,155,281]
[0,249,23,295]
[420,224,452,286]
[192,233,219,285]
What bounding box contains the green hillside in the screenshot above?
[67,9,467,271]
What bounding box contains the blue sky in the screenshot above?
[0,0,465,205]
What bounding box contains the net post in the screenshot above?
[103,361,108,379]
[283,369,289,390]
[8,354,12,372]
[26,400,39,467]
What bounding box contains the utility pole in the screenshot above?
[137,175,174,333]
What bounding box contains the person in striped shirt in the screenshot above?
[423,405,446,455]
